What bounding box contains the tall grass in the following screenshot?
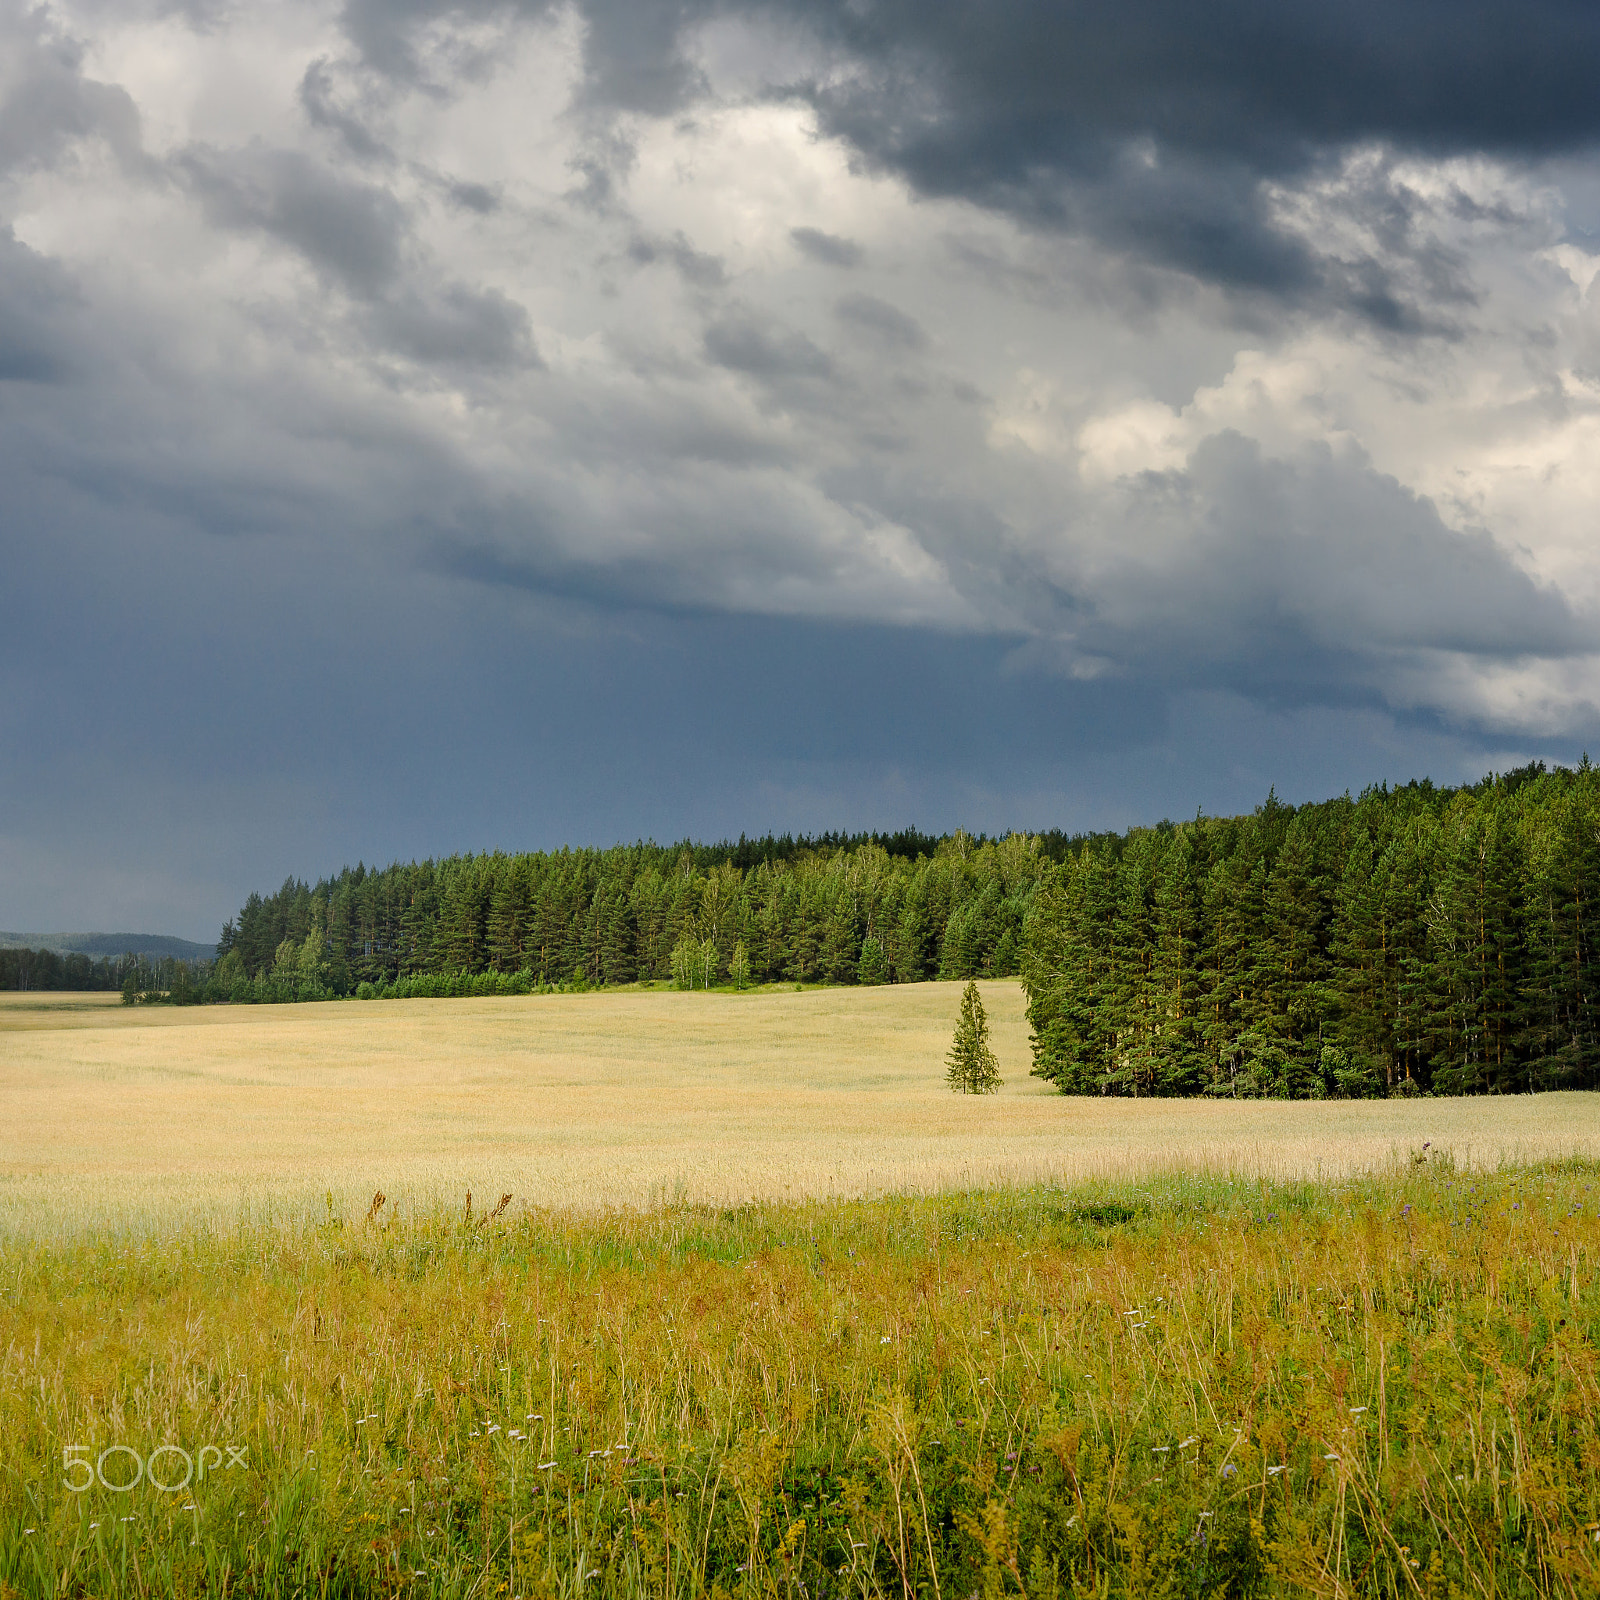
[3,1157,1598,1597]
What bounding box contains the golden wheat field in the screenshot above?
[3,982,1598,1236]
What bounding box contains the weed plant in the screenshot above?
[3,1158,1599,1597]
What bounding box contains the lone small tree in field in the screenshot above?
[946,979,1001,1093]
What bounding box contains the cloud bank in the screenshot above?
[3,0,1600,933]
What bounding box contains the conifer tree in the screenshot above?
[857,934,889,986]
[946,979,1001,1094]
[487,871,529,972]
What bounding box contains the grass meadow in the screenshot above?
[3,984,1600,1597]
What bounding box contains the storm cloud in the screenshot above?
[3,0,1600,936]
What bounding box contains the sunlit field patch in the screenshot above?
[2,985,1597,1237]
[3,1163,1600,1597]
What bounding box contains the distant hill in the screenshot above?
[0,931,216,962]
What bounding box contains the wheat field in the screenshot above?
[3,982,1598,1236]
[6,984,1600,1595]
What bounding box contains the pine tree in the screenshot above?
[946,980,1001,1094]
[487,871,530,972]
[1150,827,1204,1093]
[821,887,861,983]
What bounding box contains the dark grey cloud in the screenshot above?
[0,228,80,384]
[181,145,407,295]
[782,0,1574,317]
[338,0,1600,157]
[705,313,832,379]
[586,1,1600,314]
[335,0,548,81]
[299,58,391,164]
[0,9,141,176]
[446,179,502,214]
[316,0,1600,312]
[791,226,863,268]
[781,1,1600,174]
[365,283,542,369]
[834,291,924,349]
[578,0,708,114]
[629,232,727,287]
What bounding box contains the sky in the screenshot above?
[4,0,1600,940]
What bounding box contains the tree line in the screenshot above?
[71,761,1600,1096]
[0,947,142,992]
[211,829,1047,1002]
[1024,763,1600,1097]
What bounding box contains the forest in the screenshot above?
[1024,764,1599,1098]
[211,826,1048,1002]
[0,947,131,992]
[34,761,1600,1096]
